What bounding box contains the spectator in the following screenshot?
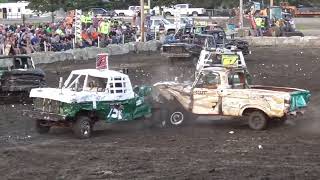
[0,16,143,55]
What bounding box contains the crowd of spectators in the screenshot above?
[0,17,138,55]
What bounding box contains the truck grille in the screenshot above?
[34,98,60,113]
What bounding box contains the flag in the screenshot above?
[96,53,108,69]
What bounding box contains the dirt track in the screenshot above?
[1,47,320,180]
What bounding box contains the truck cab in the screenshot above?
[196,48,247,75]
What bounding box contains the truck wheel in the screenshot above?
[167,106,195,127]
[165,12,172,17]
[247,111,268,130]
[35,119,50,134]
[73,116,92,139]
[192,12,198,17]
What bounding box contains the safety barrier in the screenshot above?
[29,40,161,65]
[240,36,320,47]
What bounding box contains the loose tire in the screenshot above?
[165,105,196,127]
[73,116,93,139]
[35,119,50,134]
[247,111,268,130]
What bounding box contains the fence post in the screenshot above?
[2,45,4,55]
[44,41,47,52]
[98,36,100,48]
[122,34,125,44]
[72,38,75,49]
[154,27,156,40]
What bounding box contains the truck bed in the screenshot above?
[250,85,302,93]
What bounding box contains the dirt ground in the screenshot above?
[1,47,320,180]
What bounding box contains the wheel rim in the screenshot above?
[250,115,264,129]
[170,111,184,125]
[81,121,91,136]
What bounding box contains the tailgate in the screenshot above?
[251,85,311,111]
[289,90,311,111]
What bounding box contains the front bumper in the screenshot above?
[288,109,305,116]
[23,110,66,122]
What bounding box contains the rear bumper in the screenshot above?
[23,110,66,121]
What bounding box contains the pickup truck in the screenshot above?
[163,4,206,17]
[161,34,216,63]
[0,55,46,98]
[115,6,140,16]
[24,69,154,138]
[150,16,177,34]
[153,66,311,130]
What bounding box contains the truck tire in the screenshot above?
[166,105,196,127]
[247,111,268,130]
[165,12,172,17]
[73,116,93,139]
[192,11,198,17]
[35,119,50,134]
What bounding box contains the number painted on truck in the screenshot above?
[193,91,207,95]
[222,54,238,66]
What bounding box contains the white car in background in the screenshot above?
[150,16,177,34]
[115,6,140,16]
[163,4,206,17]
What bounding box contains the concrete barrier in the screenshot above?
[241,36,320,47]
[30,40,161,65]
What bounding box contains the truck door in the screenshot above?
[177,4,188,15]
[192,72,221,114]
[221,71,249,116]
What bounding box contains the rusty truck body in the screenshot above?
[153,66,311,130]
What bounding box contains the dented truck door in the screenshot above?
[220,71,250,116]
[192,72,221,114]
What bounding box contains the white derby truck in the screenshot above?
[25,69,154,138]
[153,66,311,130]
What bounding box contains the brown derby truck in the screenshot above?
[153,66,311,130]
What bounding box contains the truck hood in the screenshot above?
[29,88,135,103]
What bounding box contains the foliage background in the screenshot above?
[1,0,320,12]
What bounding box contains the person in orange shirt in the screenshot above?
[81,30,92,47]
[90,28,99,46]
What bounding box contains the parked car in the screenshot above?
[24,69,154,138]
[150,16,177,34]
[91,8,116,17]
[115,6,140,16]
[163,4,206,17]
